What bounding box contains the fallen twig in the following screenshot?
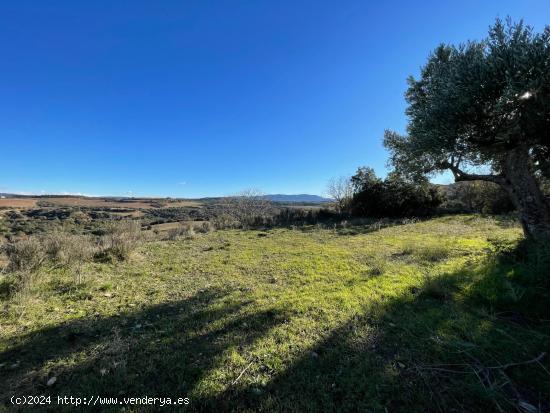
[232,361,254,386]
[487,352,546,370]
[416,366,470,374]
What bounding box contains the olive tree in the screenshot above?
[384,18,550,239]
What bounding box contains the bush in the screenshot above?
[96,220,141,262]
[2,237,47,295]
[165,223,195,240]
[350,171,444,218]
[214,190,276,229]
[195,221,214,234]
[269,208,340,228]
[43,231,95,268]
[3,237,46,273]
[441,181,515,214]
[212,213,239,230]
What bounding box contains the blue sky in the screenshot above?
[1,1,548,198]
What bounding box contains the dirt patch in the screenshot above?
[0,197,202,210]
[0,198,38,208]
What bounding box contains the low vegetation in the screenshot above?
[1,215,548,412]
[1,221,142,297]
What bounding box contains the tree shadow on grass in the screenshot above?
[1,247,549,412]
[209,261,550,412]
[0,287,287,412]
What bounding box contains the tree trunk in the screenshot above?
[500,147,550,240]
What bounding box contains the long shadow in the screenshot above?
[208,261,550,412]
[2,243,549,412]
[0,287,287,412]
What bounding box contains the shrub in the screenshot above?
[10,270,36,296]
[43,231,95,268]
[195,221,214,234]
[441,181,515,214]
[269,208,340,228]
[165,228,181,241]
[0,244,7,272]
[43,231,72,264]
[1,237,47,294]
[215,190,276,229]
[350,170,444,218]
[165,223,195,240]
[3,237,46,273]
[212,213,240,230]
[96,220,141,262]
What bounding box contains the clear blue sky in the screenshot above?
[1,1,548,198]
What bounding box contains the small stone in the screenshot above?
[310,351,319,359]
[46,377,57,386]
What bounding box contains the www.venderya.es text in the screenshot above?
[11,395,190,407]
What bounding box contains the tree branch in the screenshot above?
[439,161,505,185]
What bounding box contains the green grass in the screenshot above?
[1,215,549,412]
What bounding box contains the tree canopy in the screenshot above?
[384,18,550,239]
[384,18,550,181]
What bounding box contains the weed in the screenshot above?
[419,273,452,300]
[368,255,387,276]
[401,240,451,262]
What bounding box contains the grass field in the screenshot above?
[1,215,549,412]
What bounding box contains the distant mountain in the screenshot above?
[262,194,332,203]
